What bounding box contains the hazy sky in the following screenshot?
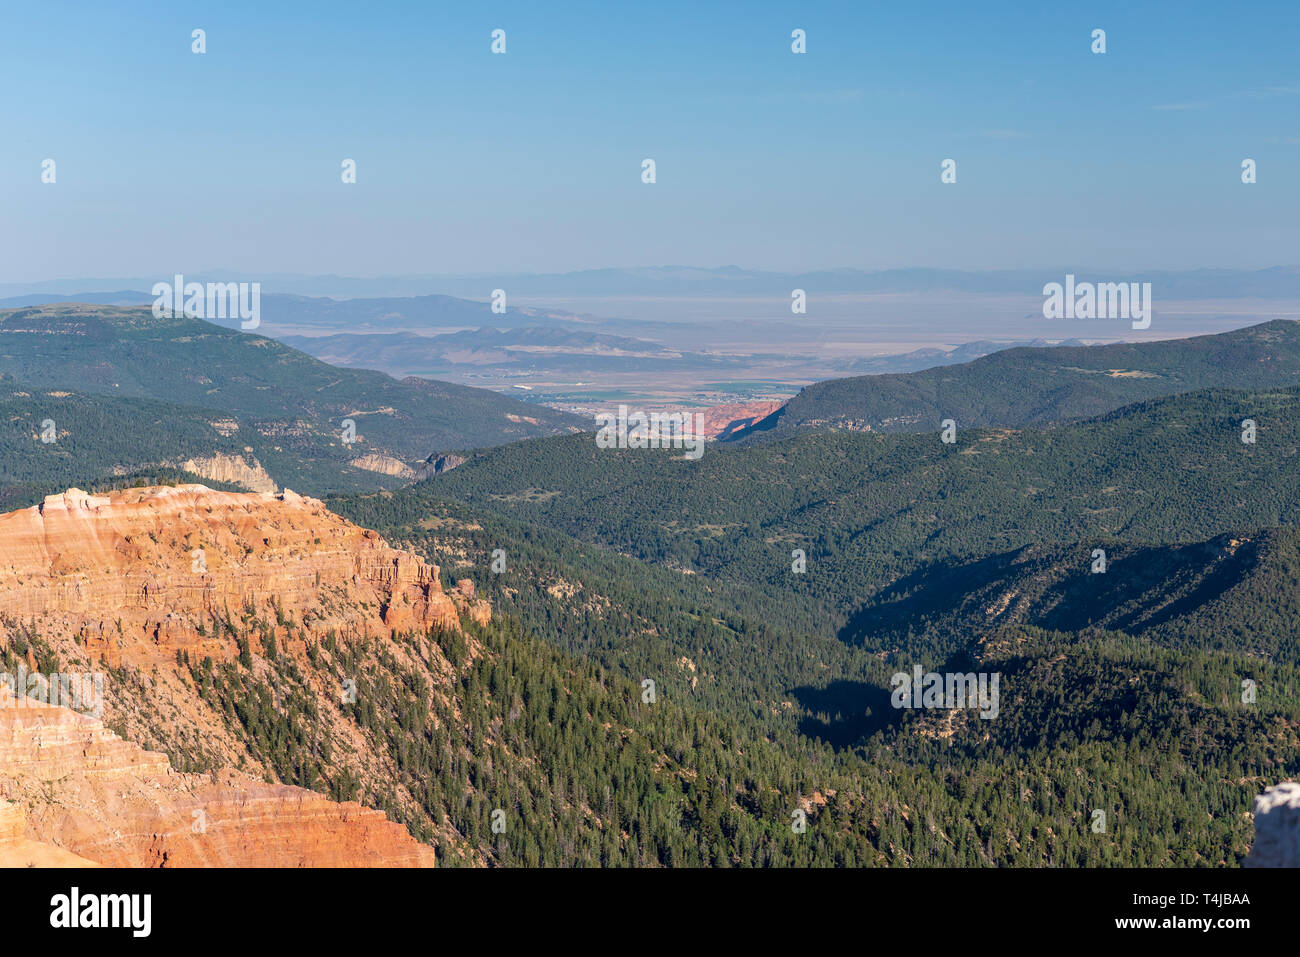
[2,1,1297,280]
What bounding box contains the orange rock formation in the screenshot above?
[0,686,435,867]
[0,484,488,667]
[695,401,784,439]
[0,484,488,867]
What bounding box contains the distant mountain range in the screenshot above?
[0,290,1135,386]
[284,329,1104,381]
[0,291,691,356]
[825,337,1095,374]
[4,265,1299,299]
[0,290,156,307]
[2,280,1292,396]
[280,326,760,378]
[0,290,617,334]
[423,265,1300,299]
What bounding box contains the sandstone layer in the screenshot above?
[0,484,488,668]
[0,686,435,867]
[0,484,491,867]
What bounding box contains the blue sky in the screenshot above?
[2,0,1297,279]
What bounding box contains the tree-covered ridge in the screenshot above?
[331,491,859,729]
[0,304,585,465]
[0,387,242,485]
[384,384,1300,627]
[731,318,1300,440]
[331,383,1300,736]
[336,476,1300,737]
[0,383,413,501]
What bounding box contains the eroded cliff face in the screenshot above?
[178,453,278,493]
[0,484,491,866]
[349,454,416,479]
[0,484,488,667]
[0,686,436,867]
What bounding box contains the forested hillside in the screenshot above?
[732,319,1300,440]
[0,380,416,501]
[327,381,1300,865]
[352,384,1300,627]
[0,304,584,496]
[101,600,1300,866]
[7,311,1299,866]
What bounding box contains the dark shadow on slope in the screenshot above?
[721,403,787,443]
[837,546,1031,649]
[1036,536,1259,636]
[838,534,1263,655]
[791,679,900,750]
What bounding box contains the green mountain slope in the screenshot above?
[0,304,584,463]
[325,378,1300,864]
[731,319,1300,440]
[8,305,1299,866]
[0,380,434,505]
[325,471,1300,866]
[366,384,1300,630]
[843,528,1300,662]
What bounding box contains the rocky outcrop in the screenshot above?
[454,578,492,627]
[0,686,435,867]
[1244,781,1300,867]
[0,485,488,667]
[349,454,416,479]
[414,452,467,481]
[178,453,278,493]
